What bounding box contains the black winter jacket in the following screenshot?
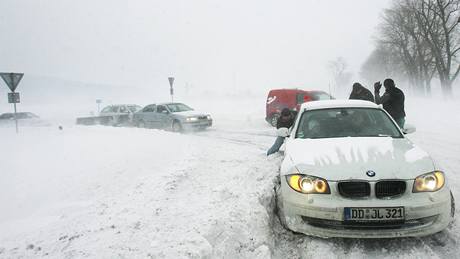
[375,86,406,120]
[276,115,295,129]
[349,86,374,102]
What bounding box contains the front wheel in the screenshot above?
[274,176,288,228]
[172,121,182,132]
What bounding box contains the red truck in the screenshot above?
[265,89,333,126]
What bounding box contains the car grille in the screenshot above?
[338,181,370,198]
[301,215,438,230]
[198,116,208,120]
[375,181,406,198]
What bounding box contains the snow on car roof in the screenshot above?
[301,99,379,110]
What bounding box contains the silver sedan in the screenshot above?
[133,103,212,132]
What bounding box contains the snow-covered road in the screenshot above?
[0,98,459,258]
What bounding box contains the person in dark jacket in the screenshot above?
[374,78,406,128]
[267,108,295,156]
[349,82,374,102]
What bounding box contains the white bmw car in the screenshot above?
[276,100,454,238]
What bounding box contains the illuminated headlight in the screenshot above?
[186,117,198,122]
[286,173,330,194]
[206,115,212,120]
[413,171,445,192]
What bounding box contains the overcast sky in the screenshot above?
[0,0,391,94]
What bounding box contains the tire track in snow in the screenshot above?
[191,128,275,151]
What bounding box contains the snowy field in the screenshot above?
[0,97,459,258]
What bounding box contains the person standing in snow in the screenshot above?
[374,78,406,128]
[349,82,374,102]
[267,108,295,156]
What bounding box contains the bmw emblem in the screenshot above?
[366,170,376,177]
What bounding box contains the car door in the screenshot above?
[155,105,172,129]
[139,104,156,127]
[100,105,119,125]
[104,105,119,118]
[117,105,131,124]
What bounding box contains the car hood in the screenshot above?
[173,110,208,117]
[284,137,435,181]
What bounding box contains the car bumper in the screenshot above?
[280,179,453,238]
[183,119,212,129]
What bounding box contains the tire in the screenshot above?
[172,121,182,132]
[270,114,280,127]
[274,178,288,228]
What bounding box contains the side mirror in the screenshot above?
[403,124,416,134]
[277,127,290,137]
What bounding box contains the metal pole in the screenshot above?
[13,101,18,133]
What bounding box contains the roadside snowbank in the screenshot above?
[0,124,280,258]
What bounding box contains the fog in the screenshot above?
[1,0,391,100]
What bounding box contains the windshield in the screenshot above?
[311,92,333,101]
[295,108,402,139]
[166,103,193,113]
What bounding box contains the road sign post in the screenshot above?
[1,72,24,133]
[96,99,102,114]
[168,77,175,102]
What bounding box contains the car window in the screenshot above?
[311,92,333,101]
[165,103,193,112]
[0,113,13,119]
[25,113,39,118]
[156,105,168,113]
[111,106,120,113]
[296,93,304,104]
[142,105,156,113]
[101,106,112,113]
[295,108,402,139]
[119,106,128,113]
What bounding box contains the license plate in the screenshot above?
[344,207,405,221]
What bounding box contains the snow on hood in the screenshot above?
[174,110,209,117]
[284,137,434,181]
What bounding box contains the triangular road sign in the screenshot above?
[0,73,24,92]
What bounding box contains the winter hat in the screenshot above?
[384,78,395,88]
[352,82,362,90]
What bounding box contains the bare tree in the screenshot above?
[378,0,437,95]
[369,0,460,97]
[360,45,406,88]
[410,0,460,97]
